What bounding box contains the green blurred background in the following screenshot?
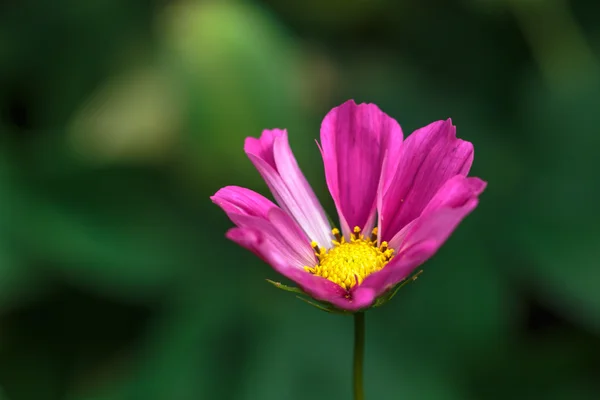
[1,0,600,399]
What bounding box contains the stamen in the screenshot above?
[311,241,325,260]
[370,227,378,242]
[304,226,395,291]
[351,226,362,241]
[311,241,320,253]
[331,228,342,242]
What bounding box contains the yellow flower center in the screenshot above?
[305,227,394,291]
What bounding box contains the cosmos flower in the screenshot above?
[212,100,486,312]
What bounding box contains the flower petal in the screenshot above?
[245,129,333,248]
[421,175,487,216]
[211,186,276,223]
[213,185,347,305]
[213,186,316,267]
[226,218,376,312]
[379,119,474,242]
[320,100,403,238]
[396,176,486,255]
[287,268,349,307]
[352,240,439,305]
[231,211,315,270]
[228,226,346,303]
[226,226,268,262]
[360,175,486,300]
[267,207,317,266]
[388,175,486,250]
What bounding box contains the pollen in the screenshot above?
[304,226,394,291]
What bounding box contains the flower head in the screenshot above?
[212,100,486,312]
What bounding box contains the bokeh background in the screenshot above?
[2,0,600,399]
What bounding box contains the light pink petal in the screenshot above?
[359,175,486,302]
[387,218,418,254]
[243,129,277,167]
[267,208,317,267]
[213,186,316,268]
[245,129,333,248]
[227,226,311,275]
[320,100,403,238]
[211,186,276,223]
[231,211,315,269]
[379,119,474,243]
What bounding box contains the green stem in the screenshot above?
[353,312,365,400]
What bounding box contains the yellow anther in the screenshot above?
[351,226,364,241]
[331,228,342,242]
[370,227,378,242]
[304,227,394,291]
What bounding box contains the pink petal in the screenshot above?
[245,129,333,249]
[213,186,316,268]
[396,176,486,254]
[212,185,351,307]
[352,240,439,306]
[267,207,317,266]
[229,211,316,269]
[226,226,268,263]
[228,226,346,303]
[421,175,487,216]
[359,175,486,302]
[320,100,403,238]
[286,267,349,307]
[223,209,375,311]
[387,175,486,249]
[211,186,276,223]
[379,119,474,243]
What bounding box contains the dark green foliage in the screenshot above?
[1,0,600,399]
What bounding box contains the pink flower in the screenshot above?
[211,100,486,312]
